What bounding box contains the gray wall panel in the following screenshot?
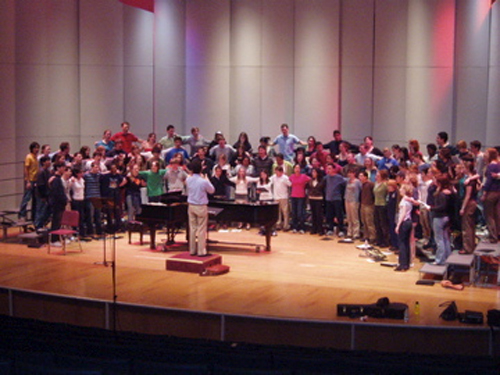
[261,0,294,67]
[454,0,490,147]
[344,67,377,146]
[341,0,373,68]
[80,65,124,139]
[153,66,186,133]
[230,67,262,145]
[15,65,49,145]
[153,0,186,133]
[341,0,374,143]
[491,3,500,67]
[455,67,488,144]
[185,66,231,138]
[124,66,154,138]
[0,0,15,63]
[261,67,295,137]
[294,0,340,141]
[185,0,231,138]
[486,5,500,148]
[79,0,124,66]
[124,6,154,67]
[230,0,263,144]
[260,1,294,134]
[294,66,339,142]
[374,0,408,68]
[405,67,454,145]
[486,66,500,148]
[404,0,455,148]
[231,0,262,67]
[455,0,491,68]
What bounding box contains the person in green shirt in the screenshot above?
[373,169,390,248]
[139,161,166,203]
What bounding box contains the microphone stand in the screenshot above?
[92,198,112,266]
[96,195,119,332]
[107,192,119,334]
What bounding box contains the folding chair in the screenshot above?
[48,210,83,255]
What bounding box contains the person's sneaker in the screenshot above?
[292,229,298,233]
[338,231,345,238]
[51,241,62,248]
[326,230,334,236]
[299,230,305,234]
[271,231,277,237]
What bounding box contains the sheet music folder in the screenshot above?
[208,207,224,217]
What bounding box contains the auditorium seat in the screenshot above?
[132,360,209,375]
[0,314,498,375]
[208,348,274,370]
[55,354,131,375]
[212,365,292,375]
[0,359,12,375]
[15,363,102,375]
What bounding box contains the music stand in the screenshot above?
[90,196,118,331]
[90,197,117,267]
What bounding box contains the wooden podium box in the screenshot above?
[166,252,222,274]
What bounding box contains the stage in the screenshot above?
[0,226,499,356]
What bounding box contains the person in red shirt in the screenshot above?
[310,142,331,169]
[110,122,142,154]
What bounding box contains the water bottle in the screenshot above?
[414,301,420,316]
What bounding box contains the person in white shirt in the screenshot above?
[257,170,273,202]
[270,166,291,231]
[229,167,259,230]
[229,167,259,201]
[417,167,433,245]
[395,183,415,272]
[69,168,86,237]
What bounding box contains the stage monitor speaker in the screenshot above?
[337,301,408,320]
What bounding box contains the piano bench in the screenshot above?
[127,221,147,245]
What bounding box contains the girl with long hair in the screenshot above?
[481,148,500,244]
[430,175,454,265]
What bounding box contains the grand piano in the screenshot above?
[136,198,279,251]
[208,200,279,252]
[136,201,188,250]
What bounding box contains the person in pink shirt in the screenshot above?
[289,164,311,233]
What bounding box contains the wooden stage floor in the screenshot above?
[0,226,498,328]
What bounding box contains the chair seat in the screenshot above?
[50,229,77,236]
[47,210,83,255]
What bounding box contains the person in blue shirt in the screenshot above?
[272,123,306,162]
[377,147,399,171]
[186,160,215,257]
[164,136,189,164]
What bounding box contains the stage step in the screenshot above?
[166,252,222,274]
[446,251,475,285]
[419,263,447,280]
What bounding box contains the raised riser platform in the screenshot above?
[166,252,222,274]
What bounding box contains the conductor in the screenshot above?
[186,160,215,257]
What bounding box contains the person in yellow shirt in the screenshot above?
[19,142,40,222]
